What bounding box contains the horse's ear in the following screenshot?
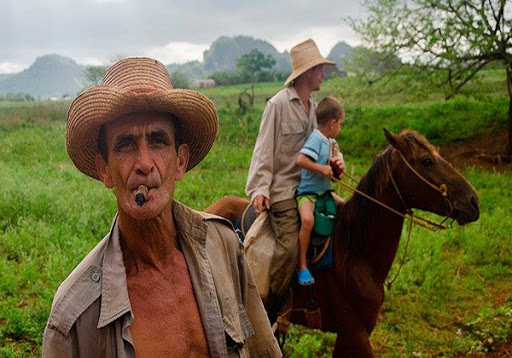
[383,128,400,148]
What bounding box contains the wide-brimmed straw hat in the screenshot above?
[284,39,336,87]
[67,57,218,180]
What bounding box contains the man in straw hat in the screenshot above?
[43,57,281,357]
[245,39,341,322]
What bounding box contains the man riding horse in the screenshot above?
[245,39,340,322]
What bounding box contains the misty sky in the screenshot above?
[2,0,365,74]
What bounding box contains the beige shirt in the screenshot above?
[246,86,316,205]
[42,200,281,358]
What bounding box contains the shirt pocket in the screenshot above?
[223,306,254,358]
[280,120,306,154]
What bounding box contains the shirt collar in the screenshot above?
[97,200,208,328]
[97,214,132,328]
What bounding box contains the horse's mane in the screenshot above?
[335,130,436,261]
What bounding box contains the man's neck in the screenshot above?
[293,82,313,111]
[117,204,178,275]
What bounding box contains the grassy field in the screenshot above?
[0,70,511,357]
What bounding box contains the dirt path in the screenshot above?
[439,129,511,172]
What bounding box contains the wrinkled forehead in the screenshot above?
[106,112,175,138]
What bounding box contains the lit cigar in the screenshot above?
[135,185,149,206]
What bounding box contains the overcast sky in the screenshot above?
[1,0,365,74]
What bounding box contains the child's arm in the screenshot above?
[297,153,333,178]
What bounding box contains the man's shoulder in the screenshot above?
[267,87,294,105]
[46,235,108,337]
[194,210,243,251]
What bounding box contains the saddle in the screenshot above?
[240,195,336,267]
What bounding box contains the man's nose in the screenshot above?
[135,142,153,174]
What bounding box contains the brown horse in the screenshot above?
[205,129,480,357]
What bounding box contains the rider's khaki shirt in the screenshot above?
[246,86,316,205]
[42,200,281,358]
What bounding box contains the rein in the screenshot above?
[331,148,454,289]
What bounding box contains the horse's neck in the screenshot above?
[342,187,406,284]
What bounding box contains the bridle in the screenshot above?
[331,147,455,289]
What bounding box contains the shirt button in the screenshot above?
[92,272,101,282]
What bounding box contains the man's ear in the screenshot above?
[95,154,114,188]
[175,144,189,181]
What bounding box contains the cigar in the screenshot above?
[135,185,149,206]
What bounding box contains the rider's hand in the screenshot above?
[252,195,270,215]
[330,157,345,179]
[321,165,334,178]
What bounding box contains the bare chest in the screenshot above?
[127,252,209,357]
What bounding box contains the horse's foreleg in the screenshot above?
[333,312,374,358]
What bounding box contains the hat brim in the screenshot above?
[284,58,336,87]
[67,86,218,180]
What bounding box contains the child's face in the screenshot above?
[328,115,344,138]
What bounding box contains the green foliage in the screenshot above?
[209,70,242,86]
[235,49,276,84]
[170,71,190,89]
[0,92,35,102]
[0,72,510,356]
[348,0,512,154]
[83,65,107,85]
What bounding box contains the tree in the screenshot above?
[235,49,276,110]
[170,71,190,89]
[84,65,107,85]
[348,0,512,157]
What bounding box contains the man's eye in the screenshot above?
[116,141,135,151]
[150,137,170,146]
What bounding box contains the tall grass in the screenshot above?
[0,70,510,356]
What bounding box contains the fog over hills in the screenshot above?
[0,37,353,99]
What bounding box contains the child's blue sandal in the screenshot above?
[298,269,315,285]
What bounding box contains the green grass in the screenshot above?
[0,70,511,356]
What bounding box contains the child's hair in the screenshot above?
[316,96,345,126]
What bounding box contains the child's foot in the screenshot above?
[297,269,315,285]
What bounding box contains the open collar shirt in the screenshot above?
[43,200,281,358]
[245,86,316,205]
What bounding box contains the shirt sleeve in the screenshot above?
[300,132,322,162]
[245,101,277,201]
[238,247,282,357]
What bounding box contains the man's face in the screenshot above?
[309,65,324,91]
[95,112,189,220]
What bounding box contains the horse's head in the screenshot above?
[384,128,479,225]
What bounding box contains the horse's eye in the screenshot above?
[421,157,433,166]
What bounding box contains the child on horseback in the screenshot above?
[296,96,345,285]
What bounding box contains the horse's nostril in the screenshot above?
[471,196,479,211]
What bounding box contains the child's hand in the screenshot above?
[330,157,345,179]
[321,165,334,178]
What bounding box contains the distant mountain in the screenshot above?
[0,37,354,99]
[327,41,353,70]
[0,54,86,99]
[203,35,290,73]
[0,73,13,81]
[166,60,207,81]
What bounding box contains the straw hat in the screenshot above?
[284,39,335,87]
[66,57,218,180]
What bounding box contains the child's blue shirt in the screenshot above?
[296,129,332,195]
